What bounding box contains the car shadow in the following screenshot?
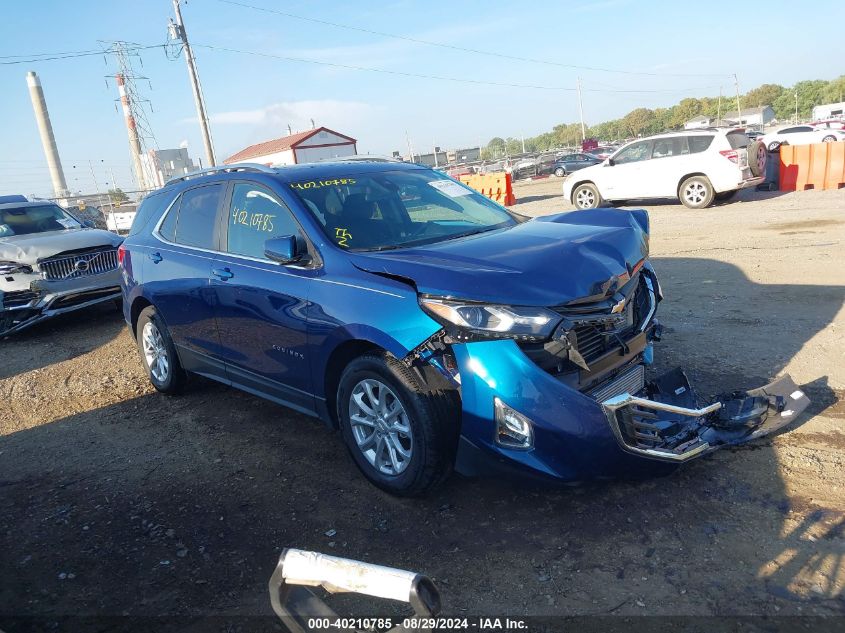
[515,194,561,205]
[0,258,842,624]
[0,303,125,380]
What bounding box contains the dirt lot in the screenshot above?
[1,182,844,629]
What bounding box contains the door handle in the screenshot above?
[212,267,234,281]
[149,252,162,264]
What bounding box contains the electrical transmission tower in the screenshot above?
[103,41,160,192]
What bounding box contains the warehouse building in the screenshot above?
[722,105,775,128]
[223,127,357,165]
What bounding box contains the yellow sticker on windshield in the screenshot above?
[335,227,352,247]
[290,178,357,190]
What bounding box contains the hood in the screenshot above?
[348,208,649,306]
[0,228,123,265]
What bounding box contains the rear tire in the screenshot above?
[136,306,186,395]
[822,135,836,142]
[572,183,602,209]
[679,176,715,209]
[554,167,565,177]
[337,353,459,496]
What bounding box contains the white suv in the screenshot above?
[562,129,766,209]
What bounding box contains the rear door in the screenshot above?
[641,136,692,197]
[210,180,316,415]
[146,183,227,379]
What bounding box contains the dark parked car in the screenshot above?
[552,153,602,177]
[0,201,123,336]
[120,161,808,495]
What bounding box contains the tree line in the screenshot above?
[483,76,845,157]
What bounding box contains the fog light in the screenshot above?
[494,398,534,449]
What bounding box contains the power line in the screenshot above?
[0,44,165,65]
[194,43,722,93]
[215,0,728,78]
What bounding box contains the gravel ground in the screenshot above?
[1,182,843,629]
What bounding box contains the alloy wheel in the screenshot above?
[142,321,170,382]
[575,188,595,209]
[683,181,707,206]
[349,378,413,476]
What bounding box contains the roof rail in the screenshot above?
[164,163,277,187]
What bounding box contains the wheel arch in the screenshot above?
[677,172,709,197]
[569,179,598,203]
[129,296,153,337]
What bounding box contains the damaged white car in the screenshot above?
[0,201,123,337]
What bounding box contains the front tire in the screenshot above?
[136,306,186,394]
[679,175,715,209]
[337,353,459,496]
[822,135,836,142]
[767,141,781,152]
[572,183,602,209]
[554,167,565,177]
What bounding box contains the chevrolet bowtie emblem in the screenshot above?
[610,298,626,314]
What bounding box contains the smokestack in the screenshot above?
[115,73,147,191]
[26,71,68,197]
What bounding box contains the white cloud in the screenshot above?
[208,99,376,128]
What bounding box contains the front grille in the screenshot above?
[39,248,118,280]
[2,290,38,308]
[517,271,656,380]
[588,364,645,402]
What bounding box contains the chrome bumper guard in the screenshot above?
[600,371,810,463]
[601,393,720,461]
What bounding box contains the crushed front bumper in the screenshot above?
[451,340,810,482]
[601,368,810,462]
[0,270,121,337]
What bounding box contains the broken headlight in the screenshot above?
[0,261,33,275]
[419,297,561,341]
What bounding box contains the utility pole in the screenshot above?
[170,0,216,166]
[732,73,742,125]
[717,86,722,126]
[577,77,586,141]
[433,142,439,167]
[405,131,415,163]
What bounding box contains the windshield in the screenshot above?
[0,204,83,237]
[287,168,517,251]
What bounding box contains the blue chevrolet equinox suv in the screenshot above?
[120,161,807,495]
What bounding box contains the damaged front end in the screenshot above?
[601,368,810,462]
[0,248,122,337]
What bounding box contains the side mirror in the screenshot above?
[265,235,305,264]
[605,158,615,167]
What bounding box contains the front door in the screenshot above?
[601,140,653,200]
[210,181,316,415]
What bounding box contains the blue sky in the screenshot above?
[1,0,843,197]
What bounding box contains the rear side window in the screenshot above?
[651,137,689,158]
[173,184,224,249]
[226,183,301,259]
[726,131,750,149]
[129,191,174,236]
[688,135,714,153]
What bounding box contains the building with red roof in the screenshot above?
[223,127,357,166]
